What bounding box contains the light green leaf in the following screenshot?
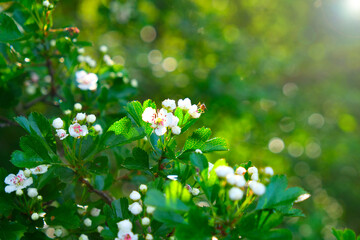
[182,127,212,152]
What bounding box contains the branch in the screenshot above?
[0,116,18,128]
[79,177,113,206]
[24,94,49,109]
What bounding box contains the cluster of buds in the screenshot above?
[142,98,203,136]
[215,165,273,201]
[75,70,98,91]
[52,103,103,140]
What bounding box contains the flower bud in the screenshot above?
[52,118,64,129]
[76,113,86,121]
[146,206,155,215]
[146,234,154,240]
[228,187,244,201]
[171,126,181,135]
[264,166,274,176]
[195,149,203,154]
[128,202,142,215]
[139,184,147,193]
[24,169,31,178]
[74,103,82,111]
[27,188,38,198]
[86,114,96,123]
[97,226,104,233]
[90,208,101,217]
[94,124,103,134]
[162,99,176,111]
[54,229,63,237]
[249,181,266,196]
[129,191,141,201]
[235,166,246,175]
[64,109,72,115]
[84,218,92,227]
[117,219,132,232]
[191,188,200,196]
[99,45,108,53]
[78,48,85,54]
[43,0,50,8]
[215,166,234,178]
[37,195,43,201]
[251,172,259,181]
[248,166,258,174]
[16,189,23,196]
[79,234,89,240]
[141,217,150,226]
[31,212,39,221]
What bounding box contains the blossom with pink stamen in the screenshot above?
[69,123,88,138]
[142,107,172,136]
[75,70,98,91]
[4,170,33,193]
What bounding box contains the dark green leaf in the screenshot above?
[0,13,23,42]
[190,152,208,172]
[111,198,130,219]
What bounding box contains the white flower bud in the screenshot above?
[50,39,56,47]
[117,219,132,232]
[130,79,138,88]
[128,202,142,215]
[251,172,259,181]
[43,0,50,8]
[129,191,141,201]
[27,188,38,198]
[235,166,246,175]
[78,48,85,54]
[139,184,147,193]
[86,114,96,123]
[37,195,43,201]
[226,173,237,185]
[171,126,181,135]
[146,234,154,240]
[249,181,266,196]
[215,166,234,178]
[146,206,156,215]
[74,103,82,111]
[190,188,200,196]
[94,124,103,134]
[31,212,39,221]
[229,187,244,201]
[84,218,92,227]
[24,169,31,178]
[162,99,176,111]
[52,118,64,129]
[99,45,108,53]
[264,167,274,176]
[141,217,150,226]
[77,55,85,62]
[16,189,23,196]
[90,208,101,217]
[97,226,104,233]
[248,166,258,174]
[79,234,89,240]
[54,229,63,237]
[64,109,72,115]
[195,149,203,154]
[76,113,86,121]
[235,175,246,187]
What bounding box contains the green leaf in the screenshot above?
[126,101,144,127]
[108,117,131,135]
[175,208,211,240]
[182,127,212,152]
[201,137,229,153]
[122,147,149,170]
[10,150,44,168]
[333,228,357,240]
[100,125,145,150]
[0,220,26,240]
[45,202,80,229]
[256,175,307,214]
[111,198,130,219]
[153,209,185,227]
[86,156,108,174]
[0,13,23,42]
[190,152,208,172]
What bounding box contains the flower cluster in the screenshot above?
[75,70,98,91]
[215,165,273,201]
[142,98,203,136]
[52,103,103,140]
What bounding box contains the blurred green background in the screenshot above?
[2,0,360,239]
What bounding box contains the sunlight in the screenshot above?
[345,0,360,15]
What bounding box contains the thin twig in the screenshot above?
[79,177,113,206]
[0,116,18,127]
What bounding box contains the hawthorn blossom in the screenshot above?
[90,208,101,217]
[146,206,155,214]
[30,165,49,175]
[191,188,200,196]
[141,217,150,226]
[229,187,244,201]
[129,191,141,201]
[188,104,201,118]
[74,103,82,111]
[31,212,39,221]
[94,124,103,134]
[116,220,138,240]
[79,234,89,240]
[27,188,38,198]
[264,166,274,176]
[142,107,172,136]
[215,166,234,178]
[43,0,50,8]
[69,123,88,138]
[178,98,192,110]
[139,184,147,193]
[235,166,246,175]
[145,234,153,240]
[86,114,96,123]
[117,231,138,240]
[84,218,92,227]
[168,114,181,135]
[4,170,33,193]
[248,181,266,196]
[128,202,142,215]
[52,118,64,129]
[75,70,98,91]
[76,113,86,121]
[162,99,176,111]
[56,129,69,140]
[99,45,108,53]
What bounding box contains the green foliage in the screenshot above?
[333,228,360,240]
[0,13,23,42]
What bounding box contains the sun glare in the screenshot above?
[345,0,360,15]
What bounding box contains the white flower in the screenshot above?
[117,231,138,240]
[79,234,89,240]
[117,219,133,232]
[103,55,114,66]
[74,103,82,111]
[69,123,88,138]
[52,118,63,129]
[30,165,49,175]
[145,234,153,240]
[146,206,155,215]
[76,70,98,91]
[99,45,108,53]
[178,98,192,110]
[141,217,150,226]
[195,149,203,154]
[235,166,246,175]
[249,181,266,196]
[191,188,200,196]
[264,167,274,176]
[31,212,39,221]
[215,166,234,178]
[56,129,69,140]
[54,229,63,237]
[248,166,258,174]
[128,202,142,215]
[16,189,23,196]
[78,48,85,54]
[228,187,244,201]
[295,193,311,203]
[188,104,201,118]
[142,107,172,136]
[90,208,101,217]
[162,99,176,111]
[77,55,85,62]
[235,175,246,187]
[76,113,86,121]
[171,126,181,135]
[37,195,43,200]
[86,114,96,123]
[24,169,31,177]
[129,191,141,201]
[4,170,33,193]
[27,188,38,198]
[251,172,259,181]
[226,173,237,185]
[50,39,56,47]
[130,79,138,88]
[97,226,104,233]
[167,114,181,135]
[93,124,103,134]
[167,175,178,181]
[84,218,92,227]
[43,0,50,8]
[139,184,147,193]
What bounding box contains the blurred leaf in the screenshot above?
[86,156,108,174]
[175,208,211,240]
[111,198,130,219]
[0,220,26,240]
[0,13,23,42]
[122,147,149,170]
[190,152,208,172]
[333,228,358,240]
[45,202,80,229]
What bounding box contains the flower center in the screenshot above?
[155,117,164,126]
[124,234,132,240]
[12,175,24,186]
[74,125,82,133]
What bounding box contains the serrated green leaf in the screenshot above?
[182,127,212,152]
[11,150,44,168]
[108,117,131,135]
[0,13,23,42]
[111,198,130,219]
[201,137,229,153]
[45,202,80,229]
[126,101,144,127]
[190,152,208,172]
[122,147,149,170]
